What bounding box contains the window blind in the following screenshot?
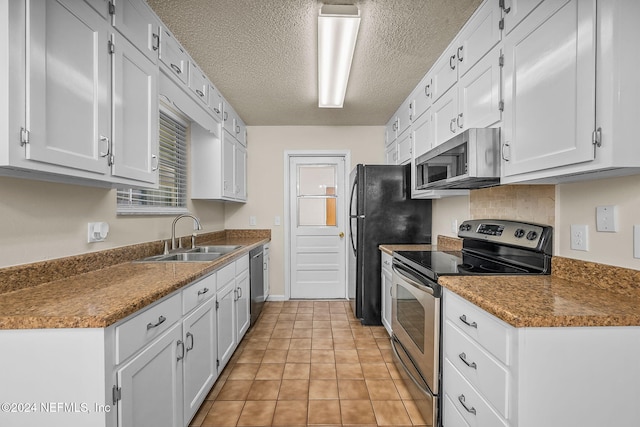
[116,110,188,214]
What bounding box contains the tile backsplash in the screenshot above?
[470,185,555,226]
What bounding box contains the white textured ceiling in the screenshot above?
[146,0,482,125]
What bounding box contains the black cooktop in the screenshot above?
[394,250,542,281]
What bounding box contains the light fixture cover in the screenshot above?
[318,5,361,108]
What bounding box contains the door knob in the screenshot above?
[339,232,345,238]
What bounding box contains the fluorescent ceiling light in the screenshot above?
[318,4,361,108]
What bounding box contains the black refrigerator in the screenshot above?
[348,164,432,325]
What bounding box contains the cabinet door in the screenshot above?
[234,116,247,147]
[431,45,459,102]
[412,109,433,159]
[27,0,111,175]
[235,143,247,200]
[183,299,217,425]
[502,0,596,177]
[412,73,433,122]
[117,322,183,427]
[396,99,412,137]
[458,46,502,131]
[385,115,397,145]
[112,0,159,62]
[381,253,392,336]
[235,269,250,340]
[397,131,412,165]
[432,87,459,146]
[159,27,188,84]
[457,0,501,77]
[111,33,159,185]
[501,0,545,34]
[222,134,235,198]
[216,282,237,373]
[188,61,209,106]
[208,84,223,120]
[385,142,398,165]
[222,102,237,135]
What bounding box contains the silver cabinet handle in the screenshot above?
[502,142,511,161]
[177,340,185,361]
[223,112,228,121]
[459,352,477,369]
[457,45,464,62]
[186,332,194,351]
[459,314,478,328]
[213,107,220,114]
[196,89,204,98]
[197,287,209,296]
[170,63,182,74]
[152,33,159,51]
[449,54,457,70]
[233,288,238,301]
[236,125,240,134]
[99,135,110,157]
[237,287,242,299]
[151,154,158,171]
[147,315,166,330]
[450,118,457,133]
[458,394,476,415]
[457,113,463,129]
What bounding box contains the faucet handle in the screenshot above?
[191,233,197,249]
[163,240,169,255]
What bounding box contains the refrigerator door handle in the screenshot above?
[349,217,357,255]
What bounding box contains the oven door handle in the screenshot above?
[390,336,432,396]
[392,264,435,295]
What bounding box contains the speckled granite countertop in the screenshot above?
[0,230,270,330]
[380,238,640,328]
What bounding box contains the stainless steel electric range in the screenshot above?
[390,219,553,427]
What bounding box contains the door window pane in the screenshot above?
[297,165,338,227]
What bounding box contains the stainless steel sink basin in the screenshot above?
[136,252,222,262]
[191,245,241,254]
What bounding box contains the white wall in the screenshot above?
[556,174,640,269]
[224,126,385,297]
[0,176,225,268]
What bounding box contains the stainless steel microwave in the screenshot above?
[415,128,500,190]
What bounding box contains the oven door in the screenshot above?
[391,260,441,393]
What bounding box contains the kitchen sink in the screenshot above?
[136,252,222,263]
[191,245,241,254]
[135,245,241,262]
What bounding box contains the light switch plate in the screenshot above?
[274,216,281,226]
[596,205,618,232]
[249,216,257,226]
[634,225,640,259]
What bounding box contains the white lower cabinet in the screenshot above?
[380,251,393,336]
[216,255,250,373]
[116,322,184,427]
[442,289,640,427]
[182,298,217,425]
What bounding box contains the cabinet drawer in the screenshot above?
[182,272,216,314]
[444,320,509,418]
[444,291,512,365]
[115,292,181,364]
[217,262,236,291]
[443,393,471,427]
[236,254,249,275]
[443,359,508,427]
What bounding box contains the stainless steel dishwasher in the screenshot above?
[249,246,264,325]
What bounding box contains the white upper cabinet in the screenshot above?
[111,32,159,185]
[412,108,433,160]
[385,115,397,146]
[26,0,112,177]
[500,0,545,34]
[112,0,160,62]
[432,87,459,146]
[501,0,596,178]
[410,72,434,123]
[188,61,209,106]
[457,0,502,77]
[396,98,412,137]
[159,27,188,85]
[397,131,412,165]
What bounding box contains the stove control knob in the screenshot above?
[526,231,538,241]
[514,228,525,238]
[459,224,471,232]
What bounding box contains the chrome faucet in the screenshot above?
[171,214,202,250]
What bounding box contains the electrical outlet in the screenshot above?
[634,225,640,259]
[570,224,588,251]
[249,216,257,226]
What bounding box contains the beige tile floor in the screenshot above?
[189,300,427,427]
